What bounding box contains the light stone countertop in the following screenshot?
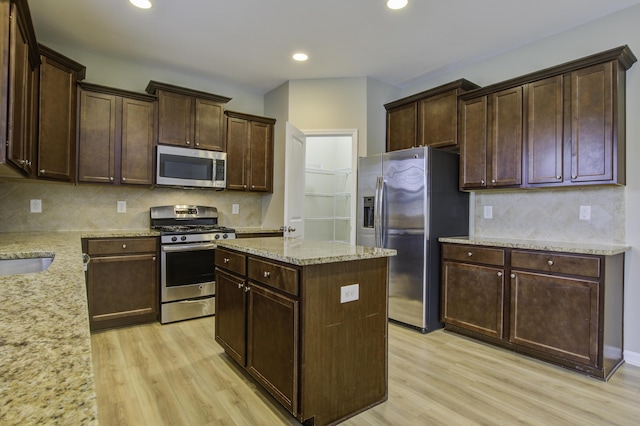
[0,230,158,426]
[216,237,397,266]
[439,236,631,256]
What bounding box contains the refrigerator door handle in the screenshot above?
[375,176,385,247]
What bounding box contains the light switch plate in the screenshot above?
[30,199,42,213]
[484,205,493,219]
[579,205,591,221]
[117,201,127,213]
[340,284,359,303]
[232,204,239,214]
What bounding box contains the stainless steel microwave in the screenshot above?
[156,145,226,189]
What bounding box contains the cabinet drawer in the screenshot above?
[87,237,157,255]
[215,248,246,276]
[442,244,505,266]
[511,251,600,278]
[248,257,299,296]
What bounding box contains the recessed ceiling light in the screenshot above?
[293,53,309,62]
[130,0,152,9]
[387,0,408,10]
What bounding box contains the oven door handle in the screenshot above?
[161,243,217,252]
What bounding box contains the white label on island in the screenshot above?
[340,284,359,303]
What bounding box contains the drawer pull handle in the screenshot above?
[547,260,554,266]
[510,273,516,279]
[467,252,473,257]
[224,258,230,263]
[264,271,270,278]
[497,272,502,277]
[122,244,127,249]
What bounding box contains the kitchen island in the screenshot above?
[0,230,157,425]
[215,237,396,426]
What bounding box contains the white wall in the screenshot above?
[398,5,640,359]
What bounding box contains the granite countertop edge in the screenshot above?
[438,236,631,256]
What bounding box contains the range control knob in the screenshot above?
[171,236,178,242]
[181,235,187,241]
[215,234,221,240]
[223,233,229,239]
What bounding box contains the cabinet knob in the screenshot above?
[224,258,230,263]
[510,273,516,279]
[122,177,126,182]
[547,260,554,266]
[467,252,473,257]
[122,244,127,249]
[152,256,156,261]
[244,286,251,292]
[556,175,562,180]
[571,175,577,179]
[251,185,255,189]
[264,271,270,278]
[243,184,247,189]
[40,169,46,174]
[110,177,114,181]
[497,272,503,277]
[237,283,243,289]
[481,180,485,185]
[195,142,199,147]
[491,179,496,184]
[186,141,191,146]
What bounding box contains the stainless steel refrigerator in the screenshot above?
[356,147,469,332]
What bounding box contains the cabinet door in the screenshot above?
[420,90,458,148]
[459,96,488,189]
[526,76,564,185]
[157,90,193,147]
[215,268,247,366]
[87,253,158,331]
[441,260,504,338]
[78,90,117,183]
[509,271,599,366]
[247,283,298,414]
[37,54,78,181]
[386,102,417,152]
[570,62,614,183]
[121,97,155,185]
[6,2,31,173]
[194,98,225,151]
[225,116,249,190]
[490,86,522,187]
[248,120,273,192]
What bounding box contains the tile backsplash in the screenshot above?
[0,180,263,232]
[474,186,625,244]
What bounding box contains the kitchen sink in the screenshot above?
[0,256,54,276]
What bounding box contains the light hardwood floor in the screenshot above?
[91,317,640,425]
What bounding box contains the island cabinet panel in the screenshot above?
[441,242,625,380]
[215,245,389,425]
[83,237,159,331]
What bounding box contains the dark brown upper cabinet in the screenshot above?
[78,83,156,186]
[385,79,480,152]
[459,45,636,191]
[145,81,231,151]
[37,44,86,182]
[1,0,39,177]
[225,110,276,193]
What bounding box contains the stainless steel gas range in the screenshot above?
[150,205,236,324]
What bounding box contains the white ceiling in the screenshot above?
[27,0,640,94]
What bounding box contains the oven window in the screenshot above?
[160,154,213,180]
[164,249,215,287]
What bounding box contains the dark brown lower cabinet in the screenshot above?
[83,237,159,331]
[215,247,388,425]
[441,243,624,380]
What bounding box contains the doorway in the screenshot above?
[302,130,358,244]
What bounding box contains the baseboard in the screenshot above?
[624,350,640,367]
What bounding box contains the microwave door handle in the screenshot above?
[161,243,217,252]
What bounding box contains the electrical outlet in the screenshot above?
[579,205,591,221]
[30,199,42,213]
[340,284,359,303]
[117,201,127,213]
[232,204,239,214]
[484,205,493,219]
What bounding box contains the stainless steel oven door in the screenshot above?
[161,242,216,302]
